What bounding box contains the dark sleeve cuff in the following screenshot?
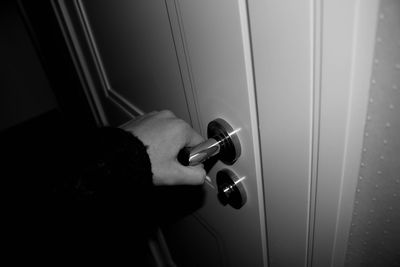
[54,127,154,202]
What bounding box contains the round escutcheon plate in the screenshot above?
[216,169,247,209]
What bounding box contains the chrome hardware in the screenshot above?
[177,118,241,166]
[216,169,246,209]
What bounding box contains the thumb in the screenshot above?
[174,163,206,185]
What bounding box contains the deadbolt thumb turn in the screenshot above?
[216,169,247,209]
[177,118,241,166]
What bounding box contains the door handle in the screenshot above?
[178,118,241,166]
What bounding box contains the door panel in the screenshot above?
[162,213,226,267]
[171,0,267,266]
[54,0,267,266]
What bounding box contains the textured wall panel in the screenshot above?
[345,1,400,266]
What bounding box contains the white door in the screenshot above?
[54,0,267,266]
[49,0,384,266]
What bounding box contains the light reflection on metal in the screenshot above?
[234,176,246,185]
[181,118,241,166]
[206,118,241,165]
[205,175,216,189]
[228,127,242,138]
[188,138,220,165]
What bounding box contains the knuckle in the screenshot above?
[159,109,175,118]
[178,118,190,129]
[172,118,189,132]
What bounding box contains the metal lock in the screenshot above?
[216,169,246,209]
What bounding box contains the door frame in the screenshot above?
[311,1,379,267]
[249,0,378,266]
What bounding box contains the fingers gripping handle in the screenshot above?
[178,138,220,166]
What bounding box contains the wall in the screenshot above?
[345,1,400,266]
[0,1,57,132]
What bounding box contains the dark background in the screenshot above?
[0,0,57,132]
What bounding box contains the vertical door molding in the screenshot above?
[52,0,116,126]
[237,1,269,266]
[248,0,315,266]
[312,1,379,267]
[164,0,203,132]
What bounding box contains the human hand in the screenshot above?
[121,110,206,186]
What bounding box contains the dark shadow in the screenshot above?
[152,184,206,225]
[204,155,219,173]
[151,155,218,225]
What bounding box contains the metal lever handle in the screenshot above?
[177,138,220,166]
[177,118,241,166]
